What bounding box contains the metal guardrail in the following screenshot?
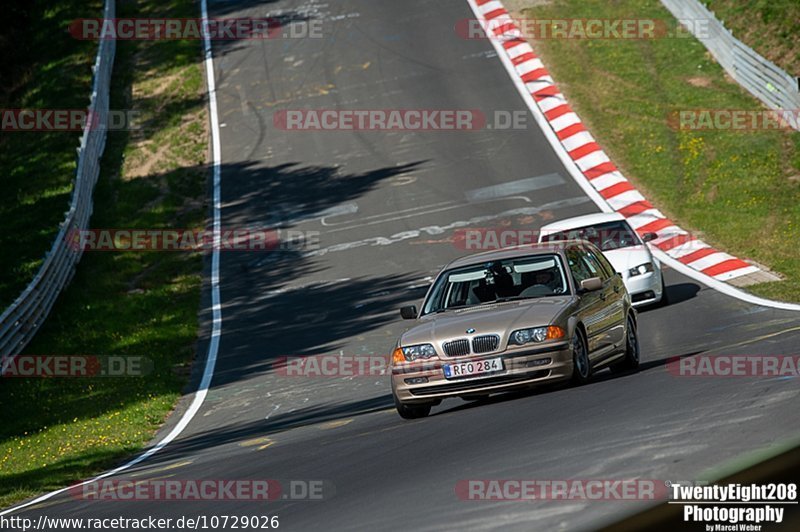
[660,0,800,130]
[0,0,116,366]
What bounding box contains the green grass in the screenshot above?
[515,0,800,302]
[0,0,208,508]
[705,0,800,75]
[0,0,104,309]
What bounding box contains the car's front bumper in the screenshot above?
[624,268,663,307]
[391,341,572,404]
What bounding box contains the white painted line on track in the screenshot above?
[324,174,567,234]
[306,196,592,257]
[464,173,564,201]
[0,0,225,515]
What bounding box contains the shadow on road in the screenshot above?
[121,394,395,467]
[638,281,701,313]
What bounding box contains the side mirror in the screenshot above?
[400,305,418,319]
[642,232,658,243]
[579,277,603,293]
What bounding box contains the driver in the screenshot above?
[533,269,562,293]
[533,270,554,287]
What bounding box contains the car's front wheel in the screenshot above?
[611,314,640,373]
[393,394,432,419]
[571,329,591,385]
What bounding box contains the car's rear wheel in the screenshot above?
[393,394,432,419]
[611,314,640,373]
[571,329,591,384]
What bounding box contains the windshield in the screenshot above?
[541,220,641,251]
[422,254,570,315]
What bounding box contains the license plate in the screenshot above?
[443,357,503,380]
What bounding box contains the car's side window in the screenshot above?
[583,250,610,281]
[592,248,617,279]
[566,249,592,284]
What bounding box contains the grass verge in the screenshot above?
[0,0,208,508]
[510,0,800,302]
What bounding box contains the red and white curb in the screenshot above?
[468,0,780,287]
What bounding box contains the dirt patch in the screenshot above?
[686,76,712,88]
[503,0,552,16]
[705,183,718,202]
[125,141,171,180]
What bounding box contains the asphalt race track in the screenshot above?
[9,0,800,530]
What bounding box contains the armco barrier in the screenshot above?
[0,0,116,368]
[660,0,800,130]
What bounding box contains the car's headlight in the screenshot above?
[628,262,654,277]
[510,326,565,346]
[393,343,437,363]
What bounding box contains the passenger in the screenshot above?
[489,263,515,298]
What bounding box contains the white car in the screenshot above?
[538,213,666,307]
